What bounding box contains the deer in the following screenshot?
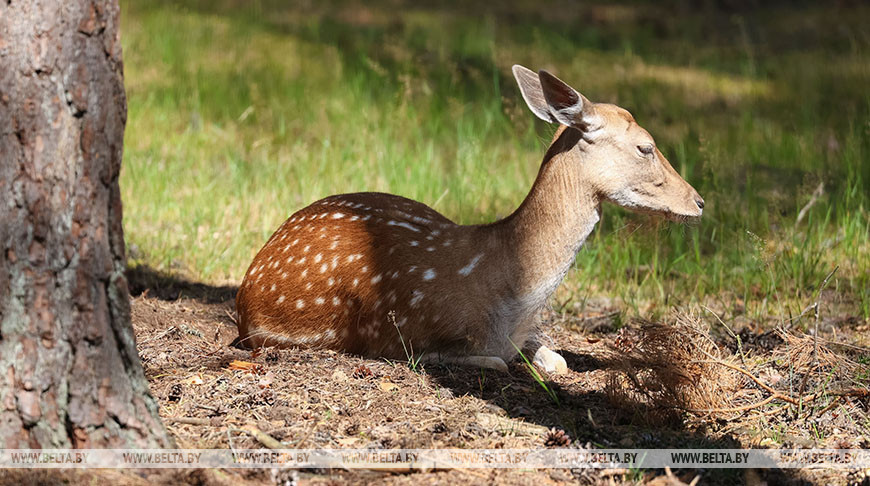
[233,65,704,374]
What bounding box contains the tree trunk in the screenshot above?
[0,0,171,448]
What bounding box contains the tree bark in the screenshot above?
[0,0,171,447]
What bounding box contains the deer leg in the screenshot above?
[423,354,509,373]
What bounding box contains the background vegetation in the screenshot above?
[120,0,869,326]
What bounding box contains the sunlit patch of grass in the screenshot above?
[120,0,870,323]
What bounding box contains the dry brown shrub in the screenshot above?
[604,311,742,424]
[772,329,861,385]
[603,308,869,432]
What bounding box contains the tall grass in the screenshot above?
[120,1,870,322]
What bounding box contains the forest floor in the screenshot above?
[7,267,869,486]
[69,268,870,485]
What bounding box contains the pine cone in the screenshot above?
[544,428,571,448]
[352,364,374,379]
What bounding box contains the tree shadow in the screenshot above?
[127,264,238,304]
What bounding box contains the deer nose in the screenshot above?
[695,196,705,210]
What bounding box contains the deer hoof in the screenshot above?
[533,346,568,375]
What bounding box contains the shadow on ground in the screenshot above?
[127,264,238,304]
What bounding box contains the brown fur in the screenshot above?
[235,66,704,369]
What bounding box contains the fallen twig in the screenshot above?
[239,424,285,449]
[140,326,178,345]
[687,358,868,414]
[167,416,223,426]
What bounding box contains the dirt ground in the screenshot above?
[6,267,868,486]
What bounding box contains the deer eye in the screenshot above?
[637,144,655,156]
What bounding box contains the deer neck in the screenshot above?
[498,126,600,304]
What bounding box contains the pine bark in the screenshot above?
[0,0,171,447]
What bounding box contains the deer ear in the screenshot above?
[512,65,557,124]
[537,70,597,129]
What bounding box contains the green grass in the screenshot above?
[120,1,870,323]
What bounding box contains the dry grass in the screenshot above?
[604,312,742,424]
[602,310,870,451]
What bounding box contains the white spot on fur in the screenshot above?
[270,284,276,292]
[458,253,483,276]
[361,266,368,273]
[315,297,325,305]
[387,220,421,232]
[303,245,310,253]
[301,269,308,278]
[320,263,328,273]
[352,278,359,287]
[350,215,359,221]
[327,277,335,286]
[371,274,382,284]
[314,253,322,263]
[409,241,418,247]
[277,295,286,304]
[332,296,341,306]
[426,246,435,252]
[332,213,344,219]
[410,290,424,307]
[296,299,305,309]
[423,268,436,281]
[408,266,417,273]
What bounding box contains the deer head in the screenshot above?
[512,65,704,221]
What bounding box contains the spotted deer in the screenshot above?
[234,65,704,374]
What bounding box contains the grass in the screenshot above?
[119,0,870,324]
